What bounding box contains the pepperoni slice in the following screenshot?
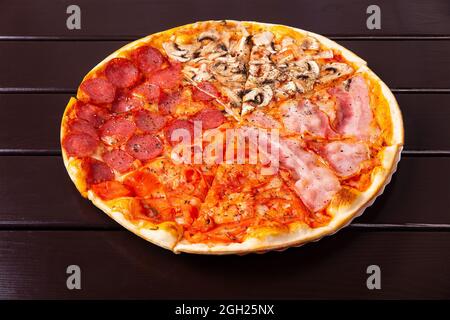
[100,117,136,146]
[148,63,182,90]
[131,81,160,103]
[134,110,167,133]
[131,46,165,75]
[62,133,98,157]
[158,91,180,115]
[105,58,140,88]
[191,109,225,130]
[79,78,116,104]
[68,119,98,139]
[83,158,114,185]
[125,134,163,161]
[165,119,194,146]
[102,149,134,173]
[75,102,110,128]
[91,181,132,200]
[192,82,219,101]
[112,94,144,113]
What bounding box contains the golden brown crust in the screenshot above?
[61,20,404,255]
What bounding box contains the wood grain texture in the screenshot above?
[1,0,449,37]
[1,40,449,90]
[0,230,449,299]
[1,93,449,153]
[0,156,449,227]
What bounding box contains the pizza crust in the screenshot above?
[61,21,404,254]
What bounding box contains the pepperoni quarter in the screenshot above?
[83,158,114,185]
[131,46,165,75]
[134,110,167,133]
[100,117,136,146]
[112,94,144,113]
[192,82,219,101]
[165,120,194,146]
[79,78,116,104]
[125,134,163,161]
[158,91,181,115]
[192,109,225,130]
[148,63,182,90]
[131,81,160,103]
[105,58,140,88]
[75,102,110,128]
[62,133,98,157]
[102,149,134,173]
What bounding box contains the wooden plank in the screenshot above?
[0,94,66,152]
[0,156,115,228]
[1,40,449,90]
[0,230,449,299]
[1,0,449,37]
[340,40,450,89]
[0,156,449,227]
[396,93,450,151]
[0,41,125,90]
[1,93,449,153]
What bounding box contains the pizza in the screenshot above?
[60,20,403,254]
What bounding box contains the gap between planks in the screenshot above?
[0,224,449,232]
[1,36,450,41]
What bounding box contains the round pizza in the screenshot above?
[60,20,403,254]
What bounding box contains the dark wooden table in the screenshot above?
[0,0,449,299]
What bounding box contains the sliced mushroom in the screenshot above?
[251,32,276,54]
[198,30,220,42]
[230,35,251,59]
[220,86,242,107]
[275,81,297,99]
[163,42,189,62]
[210,61,233,77]
[185,63,212,82]
[306,60,320,77]
[248,63,279,85]
[241,103,255,116]
[281,37,295,47]
[243,85,273,109]
[252,31,274,47]
[214,73,246,86]
[272,49,295,65]
[301,37,320,51]
[163,42,200,62]
[313,50,334,60]
[197,41,228,60]
[281,81,297,93]
[318,62,353,84]
[289,60,318,79]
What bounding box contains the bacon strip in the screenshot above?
[281,100,337,138]
[329,76,373,139]
[314,140,370,178]
[246,110,281,129]
[242,127,341,212]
